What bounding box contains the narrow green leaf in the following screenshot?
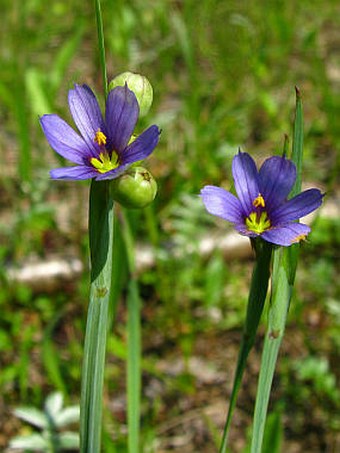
[26,68,52,116]
[291,86,304,197]
[262,407,283,453]
[219,239,272,453]
[14,81,31,182]
[127,279,141,453]
[108,215,128,328]
[121,210,142,453]
[80,181,115,453]
[42,316,67,395]
[94,0,108,98]
[50,23,85,93]
[250,250,291,453]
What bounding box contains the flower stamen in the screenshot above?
[91,151,119,174]
[253,193,265,208]
[246,211,271,234]
[94,130,107,146]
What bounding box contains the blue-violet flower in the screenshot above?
[201,151,324,246]
[40,84,160,180]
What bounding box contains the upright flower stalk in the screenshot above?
[40,2,160,446]
[80,180,115,452]
[201,90,323,451]
[250,88,307,453]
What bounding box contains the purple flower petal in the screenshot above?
[271,188,323,224]
[68,84,106,156]
[234,225,257,238]
[105,85,139,153]
[261,222,311,246]
[232,152,260,215]
[200,185,244,224]
[121,125,160,165]
[40,114,91,164]
[50,165,98,180]
[259,156,296,210]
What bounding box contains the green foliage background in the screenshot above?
[0,0,339,451]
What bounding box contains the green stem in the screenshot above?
[219,239,272,453]
[80,181,115,452]
[250,248,291,453]
[127,278,141,453]
[121,211,142,453]
[94,0,108,98]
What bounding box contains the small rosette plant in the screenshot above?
[201,151,324,246]
[40,83,160,181]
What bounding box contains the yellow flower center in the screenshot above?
[91,129,120,173]
[246,211,271,234]
[94,130,107,146]
[90,151,119,174]
[253,193,265,208]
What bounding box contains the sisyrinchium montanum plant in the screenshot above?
[41,75,160,452]
[40,3,161,450]
[201,88,324,452]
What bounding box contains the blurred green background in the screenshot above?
[0,0,339,451]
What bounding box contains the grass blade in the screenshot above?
[121,210,142,453]
[94,0,107,98]
[127,278,141,452]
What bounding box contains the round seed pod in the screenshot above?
[111,166,157,209]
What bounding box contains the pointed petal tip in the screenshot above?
[261,223,311,246]
[122,125,160,165]
[232,151,259,213]
[272,187,324,224]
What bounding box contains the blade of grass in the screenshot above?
[262,405,283,453]
[12,0,31,183]
[121,210,142,453]
[250,88,303,453]
[219,239,272,453]
[94,0,107,98]
[291,86,304,197]
[127,279,141,453]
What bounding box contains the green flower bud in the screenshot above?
[111,167,157,209]
[109,72,153,117]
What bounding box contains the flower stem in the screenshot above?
[219,239,272,453]
[80,181,115,452]
[250,247,292,453]
[250,88,304,452]
[94,0,108,98]
[79,3,112,450]
[127,279,141,453]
